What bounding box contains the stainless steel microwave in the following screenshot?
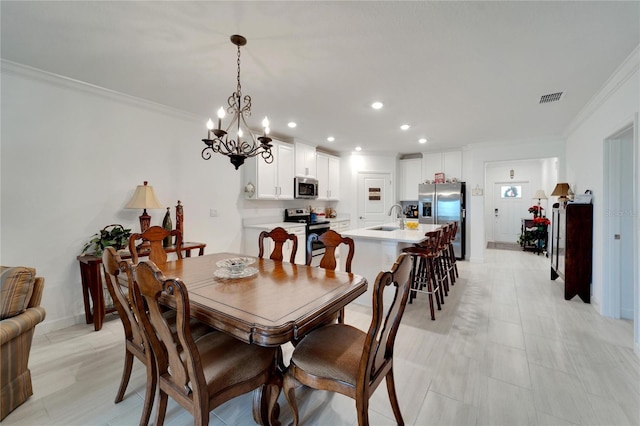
[294,176,318,199]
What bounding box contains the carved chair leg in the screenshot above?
[115,349,134,403]
[139,361,156,426]
[153,390,168,426]
[283,373,301,426]
[385,368,404,426]
[355,395,370,426]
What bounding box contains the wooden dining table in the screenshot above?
[155,252,368,425]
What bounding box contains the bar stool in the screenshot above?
[448,221,459,280]
[438,223,455,291]
[402,229,444,320]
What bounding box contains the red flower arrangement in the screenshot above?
[528,205,544,215]
[533,216,550,226]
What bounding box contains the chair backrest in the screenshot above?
[449,221,458,244]
[102,247,145,358]
[128,226,183,265]
[258,227,298,263]
[132,261,207,406]
[361,253,413,387]
[306,229,355,272]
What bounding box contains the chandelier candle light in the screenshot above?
[201,35,273,170]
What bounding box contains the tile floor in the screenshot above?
[4,248,639,425]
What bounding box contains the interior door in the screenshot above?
[357,172,392,228]
[493,182,529,243]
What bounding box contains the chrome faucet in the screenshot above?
[388,204,405,229]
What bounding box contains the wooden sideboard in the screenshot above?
[77,242,206,331]
[550,204,593,303]
[520,218,548,255]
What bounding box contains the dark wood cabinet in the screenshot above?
[520,218,548,254]
[550,203,593,303]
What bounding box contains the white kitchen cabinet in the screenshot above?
[295,142,317,177]
[244,140,294,200]
[422,153,443,182]
[442,150,462,181]
[398,158,421,201]
[316,152,341,200]
[421,150,462,182]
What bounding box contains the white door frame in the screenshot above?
[602,114,639,354]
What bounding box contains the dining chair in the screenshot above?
[283,252,414,426]
[102,248,213,426]
[128,226,182,266]
[131,260,280,426]
[258,226,298,263]
[306,229,354,273]
[102,247,154,426]
[306,229,355,323]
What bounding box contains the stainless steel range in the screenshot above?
[284,208,330,265]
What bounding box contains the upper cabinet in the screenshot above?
[295,142,317,177]
[422,151,462,182]
[398,157,422,201]
[317,152,340,200]
[244,139,294,200]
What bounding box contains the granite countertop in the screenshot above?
[342,222,441,243]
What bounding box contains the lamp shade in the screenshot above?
[125,181,163,209]
[532,189,548,200]
[551,183,571,197]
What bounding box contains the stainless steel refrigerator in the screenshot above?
[418,182,466,259]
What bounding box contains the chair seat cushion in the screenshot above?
[0,267,36,320]
[290,324,366,386]
[195,332,276,393]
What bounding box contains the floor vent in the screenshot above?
[539,92,564,104]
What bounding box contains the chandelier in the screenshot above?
[201,35,273,170]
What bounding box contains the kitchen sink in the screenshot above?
[367,225,400,231]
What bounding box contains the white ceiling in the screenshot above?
[2,1,638,155]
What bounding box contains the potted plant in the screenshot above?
[81,224,132,256]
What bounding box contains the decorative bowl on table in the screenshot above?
[215,257,257,279]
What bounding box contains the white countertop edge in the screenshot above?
[342,223,441,243]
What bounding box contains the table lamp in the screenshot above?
[532,189,548,218]
[125,181,163,233]
[551,183,571,205]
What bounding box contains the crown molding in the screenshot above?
[1,59,201,121]
[564,44,640,137]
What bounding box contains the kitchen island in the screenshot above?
[342,222,441,306]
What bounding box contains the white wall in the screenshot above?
[1,62,244,332]
[563,46,639,351]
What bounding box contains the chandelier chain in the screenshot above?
[236,45,242,96]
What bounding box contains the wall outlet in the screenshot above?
[209,209,218,217]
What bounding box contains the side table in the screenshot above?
[77,242,206,331]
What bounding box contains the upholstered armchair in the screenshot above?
[0,266,46,420]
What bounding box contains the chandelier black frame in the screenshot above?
[201,35,273,170]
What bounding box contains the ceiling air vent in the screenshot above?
[539,92,564,104]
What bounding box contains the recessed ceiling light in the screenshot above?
[287,122,297,128]
[400,124,410,131]
[419,138,427,144]
[355,146,362,151]
[327,136,335,142]
[371,102,383,110]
